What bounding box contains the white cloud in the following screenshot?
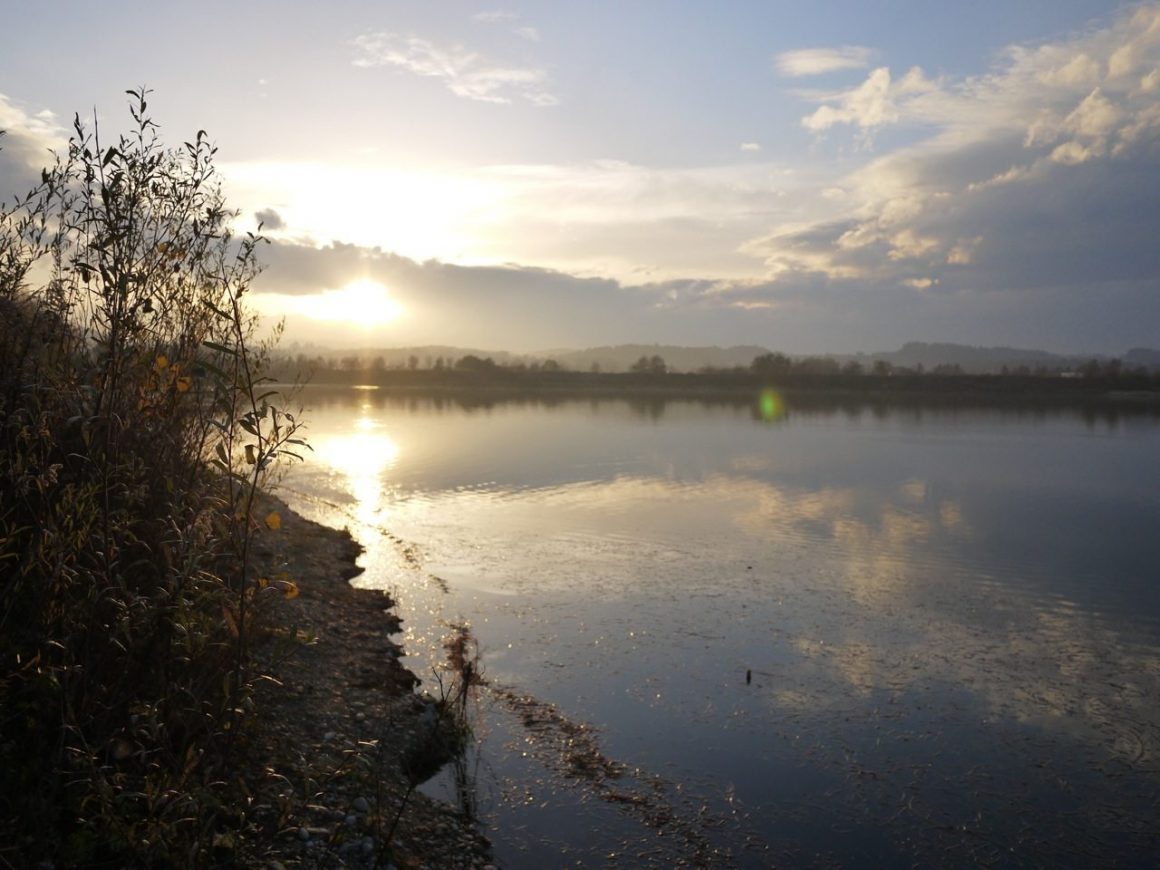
[1049,140,1094,165]
[351,32,556,106]
[222,155,816,285]
[0,93,65,148]
[515,26,541,42]
[776,46,874,77]
[887,229,939,261]
[763,2,1160,309]
[740,142,761,152]
[1037,53,1101,88]
[801,67,939,136]
[1063,88,1122,139]
[472,10,518,23]
[946,238,981,264]
[0,93,67,201]
[1107,4,1160,77]
[903,277,936,289]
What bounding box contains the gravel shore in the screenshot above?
[238,493,494,869]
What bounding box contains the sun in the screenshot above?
[298,279,404,327]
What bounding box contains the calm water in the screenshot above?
[280,388,1160,868]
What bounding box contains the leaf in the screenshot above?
[154,354,169,371]
[244,444,256,465]
[203,340,236,356]
[264,511,281,531]
[282,580,299,600]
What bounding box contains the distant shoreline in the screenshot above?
[275,370,1160,410]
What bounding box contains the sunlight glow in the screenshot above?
[314,421,400,527]
[297,279,405,327]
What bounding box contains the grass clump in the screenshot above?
[0,90,303,866]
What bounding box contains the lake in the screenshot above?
[279,387,1160,868]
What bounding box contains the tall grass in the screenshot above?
[0,90,302,865]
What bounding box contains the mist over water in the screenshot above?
[282,387,1160,867]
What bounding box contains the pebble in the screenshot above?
[323,730,337,742]
[296,827,311,842]
[352,796,371,814]
[355,711,367,722]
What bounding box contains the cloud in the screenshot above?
[472,10,518,23]
[800,5,1160,141]
[801,66,938,135]
[251,239,719,350]
[350,32,557,106]
[740,142,761,152]
[236,5,1160,355]
[254,208,285,231]
[902,277,936,290]
[775,46,874,77]
[473,9,541,42]
[0,93,67,203]
[742,3,1160,349]
[221,156,817,286]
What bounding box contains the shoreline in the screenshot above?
[283,377,1160,412]
[240,493,493,868]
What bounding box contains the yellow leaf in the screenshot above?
[257,577,269,589]
[264,511,281,531]
[282,580,299,600]
[175,376,192,393]
[157,242,170,254]
[154,354,169,371]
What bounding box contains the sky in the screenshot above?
[1,1,1158,354]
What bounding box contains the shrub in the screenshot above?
[0,89,302,864]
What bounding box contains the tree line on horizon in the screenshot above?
[268,348,1159,384]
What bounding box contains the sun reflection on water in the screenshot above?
[313,410,400,527]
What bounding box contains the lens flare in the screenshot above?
[758,388,785,422]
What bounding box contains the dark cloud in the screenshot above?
[251,233,1160,355]
[254,208,285,231]
[254,240,682,350]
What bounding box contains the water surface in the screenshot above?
[281,388,1160,867]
